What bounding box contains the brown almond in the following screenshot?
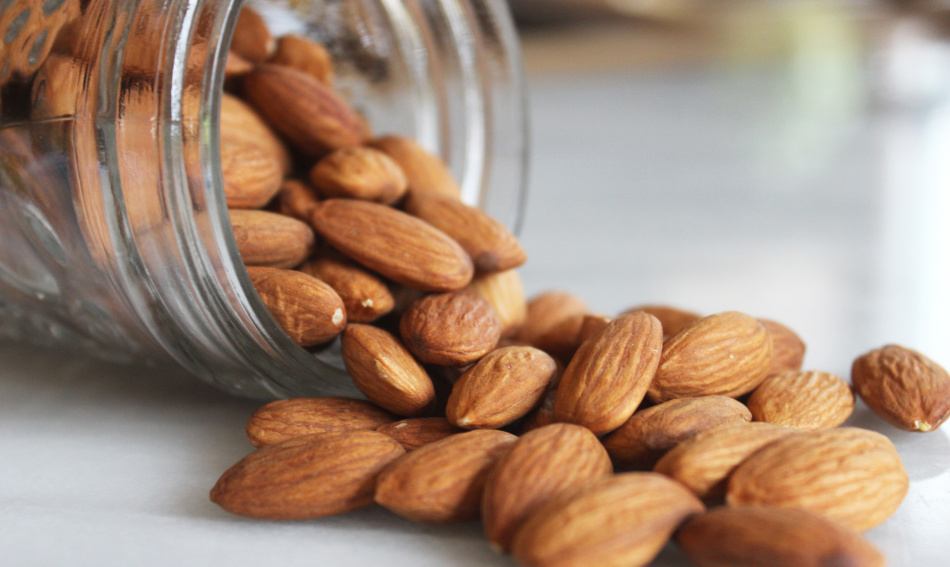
[271,34,335,86]
[649,311,772,402]
[300,255,394,323]
[230,210,315,268]
[653,422,797,503]
[210,430,404,519]
[224,50,253,79]
[852,344,950,432]
[341,324,436,417]
[726,427,909,531]
[622,304,701,337]
[246,397,395,447]
[747,370,854,430]
[368,135,462,199]
[376,417,464,451]
[446,346,558,429]
[553,312,663,435]
[309,146,408,204]
[602,396,752,470]
[375,430,518,523]
[760,318,806,375]
[400,290,502,366]
[244,64,366,158]
[230,6,276,63]
[310,199,474,292]
[275,179,321,222]
[467,269,527,337]
[403,191,526,273]
[516,291,587,348]
[221,140,283,209]
[676,506,885,567]
[533,313,586,363]
[481,423,612,552]
[220,92,292,174]
[576,314,612,346]
[511,473,705,567]
[245,267,346,346]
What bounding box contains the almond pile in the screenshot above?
[209,7,950,567]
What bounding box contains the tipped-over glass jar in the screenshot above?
[0,0,527,397]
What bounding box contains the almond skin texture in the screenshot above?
[310,146,408,204]
[271,34,335,86]
[341,324,436,417]
[230,6,276,63]
[726,427,909,531]
[368,135,462,199]
[221,140,283,209]
[244,64,366,158]
[446,346,558,429]
[220,92,292,174]
[230,210,315,269]
[602,395,752,470]
[481,423,613,552]
[246,267,346,346]
[516,291,587,348]
[649,311,773,403]
[310,199,474,292]
[376,417,464,451]
[375,429,518,523]
[852,344,950,432]
[400,290,502,366]
[467,269,527,337]
[553,312,663,435]
[210,430,404,519]
[246,397,395,447]
[760,318,807,375]
[622,304,701,337]
[653,422,797,503]
[300,255,395,323]
[403,191,527,273]
[676,506,885,567]
[747,370,854,430]
[511,473,705,567]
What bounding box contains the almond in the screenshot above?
[230,210,315,268]
[309,199,474,292]
[341,324,436,417]
[246,397,395,447]
[533,313,586,363]
[300,255,394,323]
[403,191,526,273]
[246,267,346,346]
[368,135,462,199]
[511,473,705,567]
[649,311,772,402]
[602,395,752,470]
[275,179,321,222]
[446,346,558,429]
[676,506,885,567]
[376,417,464,451]
[220,140,283,209]
[309,146,407,204]
[230,6,276,63]
[375,429,518,523]
[399,290,502,366]
[516,291,587,347]
[271,34,335,86]
[210,430,404,519]
[852,344,950,432]
[553,312,663,435]
[244,64,366,158]
[481,423,612,552]
[467,269,527,337]
[220,92,292,173]
[622,304,701,338]
[726,427,909,531]
[747,370,854,430]
[760,318,806,375]
[575,314,611,346]
[653,422,797,503]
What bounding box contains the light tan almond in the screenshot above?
[341,324,435,417]
[649,311,772,402]
[310,199,474,292]
[602,396,752,470]
[246,397,395,447]
[726,427,909,531]
[511,473,705,567]
[760,318,806,375]
[210,430,404,519]
[220,92,292,174]
[747,370,854,430]
[481,423,612,552]
[400,290,502,366]
[221,140,283,209]
[275,179,321,222]
[230,210,315,268]
[852,344,950,432]
[376,417,464,451]
[676,506,885,567]
[403,191,526,273]
[375,430,518,523]
[516,291,587,348]
[467,269,527,337]
[230,6,276,63]
[553,312,663,435]
[309,146,408,204]
[300,255,394,323]
[653,422,797,503]
[622,304,702,337]
[368,135,462,199]
[271,34,335,86]
[244,64,366,158]
[446,346,558,429]
[245,267,346,346]
[224,50,253,79]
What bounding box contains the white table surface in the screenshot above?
[3,35,950,567]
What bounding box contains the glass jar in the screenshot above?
[0,0,527,398]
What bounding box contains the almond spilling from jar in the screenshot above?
[246,397,395,447]
[309,146,407,204]
[300,255,395,323]
[245,267,346,347]
[376,417,464,451]
[230,209,315,269]
[746,370,854,430]
[399,290,502,366]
